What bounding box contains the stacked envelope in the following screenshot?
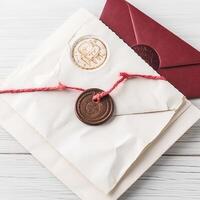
[0,4,199,200]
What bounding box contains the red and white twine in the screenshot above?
[0,72,166,101]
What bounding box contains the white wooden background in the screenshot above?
[0,0,200,199]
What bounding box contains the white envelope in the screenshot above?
[0,9,199,200]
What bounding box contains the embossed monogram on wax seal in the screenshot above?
[72,37,107,70]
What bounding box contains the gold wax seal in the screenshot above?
[72,37,107,70]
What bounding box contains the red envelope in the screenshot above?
[100,0,200,99]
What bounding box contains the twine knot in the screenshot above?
[92,91,107,102]
[119,72,131,79]
[58,82,67,90]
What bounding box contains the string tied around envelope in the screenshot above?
[0,72,166,101]
[92,72,166,102]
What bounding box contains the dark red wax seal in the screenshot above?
[75,88,114,125]
[132,45,160,70]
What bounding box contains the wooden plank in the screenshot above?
[0,154,199,200]
[0,128,27,154]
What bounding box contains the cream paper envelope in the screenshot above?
[0,9,199,199]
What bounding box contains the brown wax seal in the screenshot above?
[75,88,114,125]
[132,45,160,70]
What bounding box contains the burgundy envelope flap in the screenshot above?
[100,0,200,69]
